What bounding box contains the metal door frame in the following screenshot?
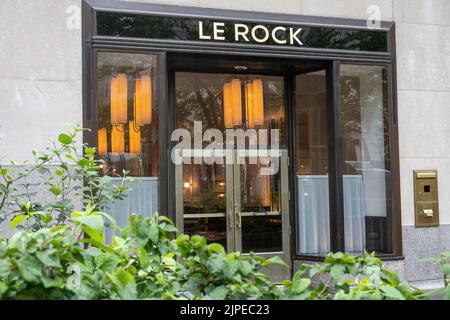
[175,149,291,273]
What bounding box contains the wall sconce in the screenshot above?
[129,121,141,155]
[184,182,191,189]
[110,74,128,126]
[223,79,243,128]
[98,128,108,156]
[111,125,125,153]
[134,75,153,127]
[250,79,264,127]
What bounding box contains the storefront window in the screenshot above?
[340,64,392,254]
[295,71,330,255]
[95,52,159,236]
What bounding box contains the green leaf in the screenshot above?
[148,225,159,243]
[208,285,229,300]
[440,264,450,275]
[191,235,207,249]
[262,256,288,267]
[444,286,450,300]
[73,215,105,243]
[50,186,62,196]
[10,215,27,230]
[224,260,239,280]
[0,281,7,296]
[239,260,253,276]
[58,133,73,145]
[16,255,42,283]
[292,278,311,293]
[208,243,225,254]
[77,159,91,167]
[330,264,346,280]
[137,246,149,268]
[85,148,96,155]
[41,214,52,224]
[41,275,63,289]
[36,249,61,268]
[207,254,225,273]
[112,236,126,248]
[380,286,405,300]
[95,254,120,273]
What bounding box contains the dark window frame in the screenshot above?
[82,0,403,261]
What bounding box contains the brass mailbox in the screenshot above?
[414,170,439,227]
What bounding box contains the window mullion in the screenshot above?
[326,61,345,252]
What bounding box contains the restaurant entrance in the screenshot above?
[169,54,328,280]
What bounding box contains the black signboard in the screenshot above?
[97,12,388,52]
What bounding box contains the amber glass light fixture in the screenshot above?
[231,79,243,126]
[224,78,264,129]
[97,128,108,156]
[223,82,233,128]
[134,75,153,127]
[251,79,264,127]
[245,82,254,128]
[129,121,141,155]
[223,79,243,128]
[110,73,128,125]
[111,125,125,153]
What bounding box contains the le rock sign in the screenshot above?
[198,21,303,45]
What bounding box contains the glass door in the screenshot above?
[174,71,290,281]
[233,149,290,281]
[175,154,235,250]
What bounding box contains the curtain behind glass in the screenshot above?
[295,71,330,255]
[341,65,392,254]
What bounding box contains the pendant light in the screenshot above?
[129,121,141,155]
[97,128,108,156]
[231,79,242,126]
[134,75,153,127]
[245,82,254,128]
[251,79,265,127]
[223,82,233,128]
[223,77,265,129]
[110,73,128,126]
[223,79,243,128]
[111,125,125,153]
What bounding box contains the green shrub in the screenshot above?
[0,127,436,300]
[422,251,450,300]
[0,211,429,300]
[0,126,131,231]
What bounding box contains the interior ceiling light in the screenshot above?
[234,65,248,71]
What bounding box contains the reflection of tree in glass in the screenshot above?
[176,74,225,134]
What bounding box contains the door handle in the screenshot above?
[228,211,233,229]
[235,211,242,228]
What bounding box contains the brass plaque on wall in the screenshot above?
[414,170,439,227]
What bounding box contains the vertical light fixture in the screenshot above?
[251,79,265,127]
[245,82,254,128]
[223,82,233,128]
[97,128,108,156]
[134,75,153,127]
[129,121,141,155]
[110,73,128,126]
[231,79,242,126]
[223,79,243,128]
[111,125,125,153]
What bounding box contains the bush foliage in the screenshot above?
[0,212,430,300]
[0,127,446,300]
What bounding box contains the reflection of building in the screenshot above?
[2,0,450,289]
